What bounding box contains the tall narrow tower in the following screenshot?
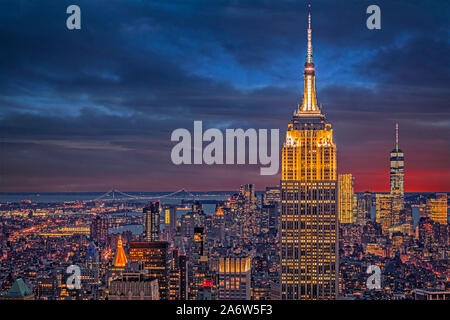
[143,201,160,241]
[390,122,404,223]
[281,6,338,300]
[114,235,128,268]
[338,174,356,224]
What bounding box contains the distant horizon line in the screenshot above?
[0,190,447,194]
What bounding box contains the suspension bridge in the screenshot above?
[92,188,197,202]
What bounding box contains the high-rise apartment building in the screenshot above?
[280,7,338,300]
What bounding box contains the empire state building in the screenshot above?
[280,7,338,300]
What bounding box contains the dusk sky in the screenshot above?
[0,0,449,192]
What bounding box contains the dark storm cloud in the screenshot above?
[0,0,448,191]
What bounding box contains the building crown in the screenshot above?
[297,5,322,116]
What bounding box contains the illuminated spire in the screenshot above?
[113,235,127,268]
[307,4,313,64]
[395,122,399,152]
[298,4,320,115]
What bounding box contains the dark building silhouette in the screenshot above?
[129,241,169,299]
[90,215,108,244]
[143,201,160,241]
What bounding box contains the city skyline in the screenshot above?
[0,1,448,305]
[0,1,449,193]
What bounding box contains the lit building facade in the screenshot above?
[90,215,108,244]
[129,241,170,299]
[218,257,251,300]
[390,122,404,219]
[114,235,128,268]
[376,194,393,233]
[239,184,258,213]
[189,227,206,299]
[414,289,450,300]
[169,249,187,300]
[83,241,101,287]
[338,174,356,224]
[264,186,281,206]
[280,7,338,300]
[164,205,177,240]
[107,273,160,300]
[427,193,447,225]
[240,184,257,203]
[357,191,372,221]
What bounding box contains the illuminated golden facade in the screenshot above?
[113,235,128,268]
[218,257,251,300]
[281,7,338,300]
[376,193,393,232]
[338,174,356,224]
[427,193,447,225]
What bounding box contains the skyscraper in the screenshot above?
[357,191,373,221]
[263,186,281,206]
[261,204,277,233]
[90,215,108,244]
[218,257,251,300]
[376,193,393,233]
[427,193,448,225]
[164,205,177,240]
[281,7,338,300]
[189,227,207,300]
[169,249,187,300]
[129,241,170,299]
[113,235,128,268]
[239,184,258,213]
[143,201,160,242]
[338,174,356,224]
[240,184,256,203]
[390,122,405,219]
[83,241,101,287]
